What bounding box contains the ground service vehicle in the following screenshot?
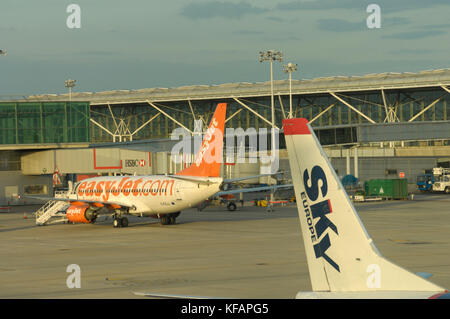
[416,174,434,192]
[432,168,450,194]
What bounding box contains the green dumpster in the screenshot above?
[364,179,408,199]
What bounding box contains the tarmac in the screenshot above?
[0,193,449,299]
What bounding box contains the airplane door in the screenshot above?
[175,181,196,202]
[175,185,183,201]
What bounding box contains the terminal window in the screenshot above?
[24,185,48,195]
[0,102,90,144]
[385,169,398,175]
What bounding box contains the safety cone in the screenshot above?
[23,213,27,219]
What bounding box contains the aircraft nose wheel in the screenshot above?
[113,217,128,228]
[227,202,237,211]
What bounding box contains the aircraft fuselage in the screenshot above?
[71,175,222,215]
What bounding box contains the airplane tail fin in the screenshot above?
[176,103,226,178]
[283,118,444,292]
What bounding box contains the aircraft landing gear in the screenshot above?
[227,202,237,211]
[113,217,128,228]
[160,212,180,225]
[160,215,170,225]
[113,210,129,228]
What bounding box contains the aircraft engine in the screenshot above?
[66,204,97,223]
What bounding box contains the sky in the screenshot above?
[0,0,449,95]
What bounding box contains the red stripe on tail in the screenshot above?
[283,118,310,135]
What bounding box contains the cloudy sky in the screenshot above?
[0,0,449,95]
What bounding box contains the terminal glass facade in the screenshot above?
[5,87,448,146]
[0,102,90,144]
[89,87,450,146]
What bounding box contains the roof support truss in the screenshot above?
[90,118,114,137]
[131,112,161,137]
[90,118,131,142]
[277,94,287,119]
[147,100,193,134]
[441,85,450,94]
[309,103,335,124]
[381,89,399,123]
[107,103,119,129]
[113,119,132,142]
[187,99,196,120]
[232,97,279,129]
[329,92,376,124]
[408,97,442,122]
[225,108,243,124]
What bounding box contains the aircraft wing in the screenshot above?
[166,175,219,185]
[24,195,134,209]
[222,172,285,184]
[215,184,293,196]
[133,292,228,299]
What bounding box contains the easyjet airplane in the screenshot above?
[35,103,291,228]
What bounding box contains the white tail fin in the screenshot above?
[283,118,444,292]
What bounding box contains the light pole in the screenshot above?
[259,50,282,212]
[64,79,76,102]
[283,63,297,119]
[259,50,283,129]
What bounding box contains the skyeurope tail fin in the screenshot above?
[283,118,444,292]
[176,103,226,177]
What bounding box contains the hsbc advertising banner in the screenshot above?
[119,150,152,174]
[21,148,154,175]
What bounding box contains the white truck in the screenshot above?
[432,167,450,193]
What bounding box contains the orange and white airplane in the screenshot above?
[35,103,291,228]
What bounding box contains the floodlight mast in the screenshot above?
[259,50,282,211]
[64,79,76,102]
[283,63,298,119]
[259,50,283,129]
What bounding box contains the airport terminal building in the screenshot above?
[1,68,450,205]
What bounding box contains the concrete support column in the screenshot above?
[354,147,359,179]
[346,149,351,175]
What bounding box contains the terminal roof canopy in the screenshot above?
[22,69,450,104]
